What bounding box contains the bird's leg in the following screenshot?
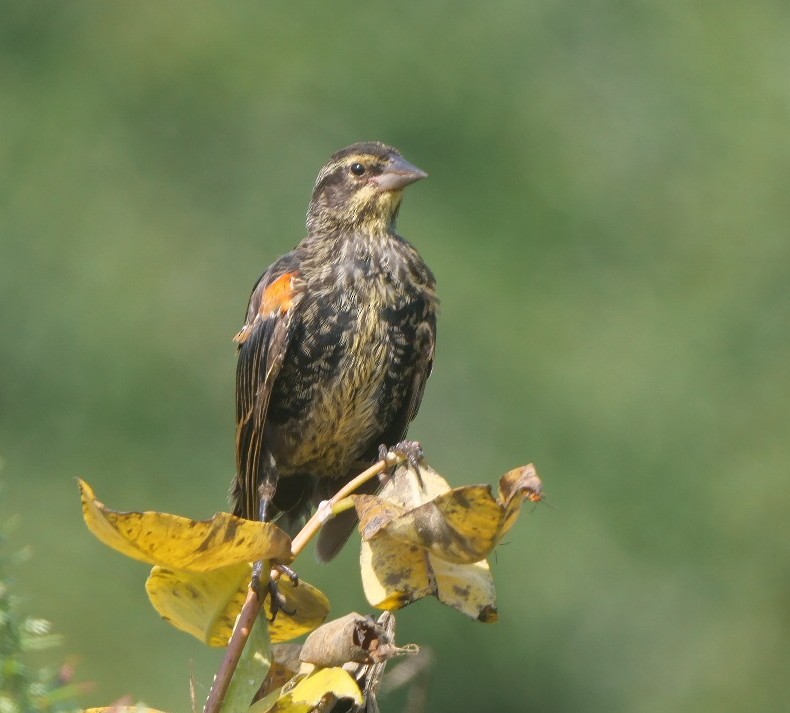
[377,444,397,485]
[250,466,295,620]
[251,561,296,622]
[257,477,277,523]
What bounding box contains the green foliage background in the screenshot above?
[2,2,788,711]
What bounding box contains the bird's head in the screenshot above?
[306,142,427,235]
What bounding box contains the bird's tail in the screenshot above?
[314,473,380,562]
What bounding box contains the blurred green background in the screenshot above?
[2,1,789,711]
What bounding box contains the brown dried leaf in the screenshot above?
[497,464,543,537]
[300,612,418,668]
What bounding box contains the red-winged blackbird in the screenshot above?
[232,142,437,561]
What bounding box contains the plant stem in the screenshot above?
[203,588,262,713]
[203,450,403,713]
[204,587,261,713]
[289,450,402,556]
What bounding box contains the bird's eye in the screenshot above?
[350,162,366,177]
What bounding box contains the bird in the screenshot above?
[232,141,437,562]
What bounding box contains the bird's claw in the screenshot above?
[251,560,297,621]
[273,563,299,588]
[381,440,424,471]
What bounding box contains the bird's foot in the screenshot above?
[251,560,298,621]
[273,563,299,587]
[380,440,424,470]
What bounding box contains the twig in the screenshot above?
[203,451,403,713]
[289,450,403,556]
[204,587,261,713]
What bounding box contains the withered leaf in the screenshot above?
[360,535,497,622]
[353,463,542,564]
[299,612,418,668]
[498,464,543,537]
[354,462,542,621]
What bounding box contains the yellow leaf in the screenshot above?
[360,534,497,621]
[379,485,502,564]
[431,557,497,622]
[356,462,544,620]
[78,478,292,571]
[257,668,362,713]
[379,463,455,507]
[146,563,249,647]
[267,578,331,644]
[360,534,432,611]
[352,495,405,540]
[288,667,362,704]
[146,564,329,646]
[355,463,543,565]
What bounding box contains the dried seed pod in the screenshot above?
[300,612,418,668]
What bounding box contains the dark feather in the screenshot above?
[233,254,302,521]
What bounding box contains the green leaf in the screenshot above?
[221,611,272,713]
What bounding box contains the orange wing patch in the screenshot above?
[234,271,298,344]
[259,271,297,317]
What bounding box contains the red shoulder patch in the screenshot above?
[259,271,297,317]
[233,271,299,345]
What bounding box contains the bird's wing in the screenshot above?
[403,318,436,427]
[233,253,302,520]
[380,310,437,447]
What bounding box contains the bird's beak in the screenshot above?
[372,155,428,192]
